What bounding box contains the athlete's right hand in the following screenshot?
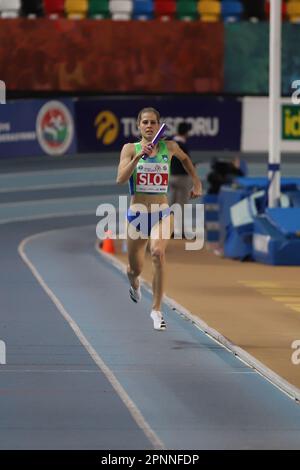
[141,143,154,156]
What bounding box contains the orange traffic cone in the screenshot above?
[101,231,115,254]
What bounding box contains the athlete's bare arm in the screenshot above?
[116,142,154,184]
[167,140,202,199]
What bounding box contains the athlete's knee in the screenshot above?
[150,247,165,265]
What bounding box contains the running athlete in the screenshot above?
[116,108,202,330]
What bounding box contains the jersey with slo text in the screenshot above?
[129,141,170,195]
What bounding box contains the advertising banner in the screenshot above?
[75,96,241,153]
[242,97,300,152]
[0,99,77,158]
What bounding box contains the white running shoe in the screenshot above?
[150,310,166,331]
[129,285,141,303]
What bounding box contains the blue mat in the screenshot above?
[265,208,300,237]
[253,208,300,265]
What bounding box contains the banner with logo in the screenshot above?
[75,97,241,152]
[0,99,76,158]
[242,97,300,152]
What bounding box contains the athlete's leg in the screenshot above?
[169,176,179,206]
[149,213,174,311]
[126,231,148,290]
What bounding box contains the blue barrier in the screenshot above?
[234,177,300,191]
[253,208,300,265]
[219,177,300,263]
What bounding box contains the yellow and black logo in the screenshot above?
[94,110,119,145]
[282,105,300,140]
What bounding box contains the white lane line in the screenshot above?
[18,231,165,450]
[0,207,128,226]
[0,210,95,225]
[95,243,300,404]
[0,180,117,193]
[0,195,121,223]
[0,166,114,178]
[0,194,119,208]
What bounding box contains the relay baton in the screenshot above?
[142,123,167,159]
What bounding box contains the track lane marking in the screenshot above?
[18,232,165,450]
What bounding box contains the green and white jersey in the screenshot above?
[129,140,171,195]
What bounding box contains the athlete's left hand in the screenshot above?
[190,181,203,199]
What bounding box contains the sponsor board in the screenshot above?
[242,97,300,152]
[282,105,300,141]
[36,101,75,156]
[0,99,76,158]
[75,97,241,152]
